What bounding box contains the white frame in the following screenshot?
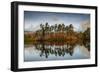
[18,5,95,69]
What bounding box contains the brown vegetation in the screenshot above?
[24,22,90,45]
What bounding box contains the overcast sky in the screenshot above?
[24,11,90,32]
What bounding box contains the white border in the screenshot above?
[18,5,95,68]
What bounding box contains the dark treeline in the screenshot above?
[24,22,90,44]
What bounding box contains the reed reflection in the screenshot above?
[33,41,90,58]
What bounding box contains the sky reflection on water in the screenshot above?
[24,43,90,62]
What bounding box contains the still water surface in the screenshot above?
[24,43,90,62]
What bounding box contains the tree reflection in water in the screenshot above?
[33,41,90,58]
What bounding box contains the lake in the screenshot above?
[24,42,90,62]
